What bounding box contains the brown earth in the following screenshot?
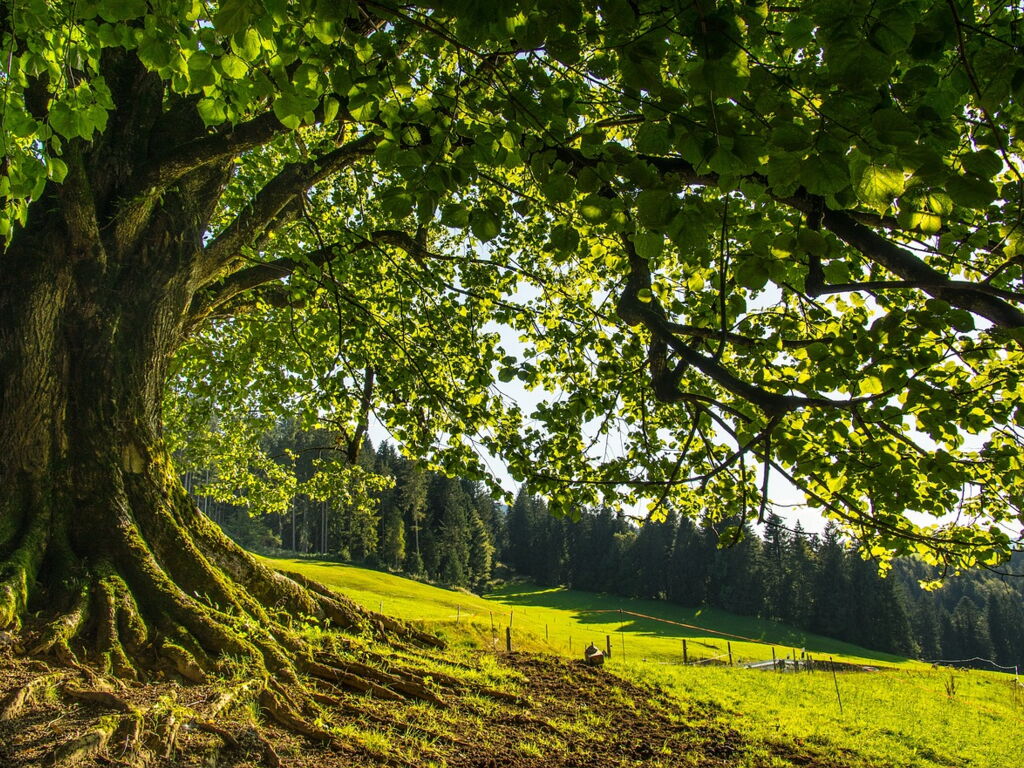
[0,651,855,767]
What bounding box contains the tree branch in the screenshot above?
[131,112,283,196]
[810,204,1024,328]
[552,142,1024,329]
[197,134,379,284]
[615,235,873,415]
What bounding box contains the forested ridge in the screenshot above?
[184,423,1024,671]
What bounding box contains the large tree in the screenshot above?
[1,0,1023,712]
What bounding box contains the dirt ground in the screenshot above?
[0,651,853,767]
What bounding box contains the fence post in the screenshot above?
[683,639,688,665]
[728,642,733,666]
[505,626,512,653]
[606,634,612,658]
[771,647,777,671]
[830,657,844,714]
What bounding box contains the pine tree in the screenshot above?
[632,511,676,599]
[467,509,496,589]
[950,596,995,661]
[395,459,427,574]
[666,517,708,606]
[507,487,539,574]
[912,599,943,661]
[809,522,851,639]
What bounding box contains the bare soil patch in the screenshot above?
[0,651,856,767]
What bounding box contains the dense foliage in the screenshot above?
[4,0,1024,572]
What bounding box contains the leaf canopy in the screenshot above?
[4,0,1024,570]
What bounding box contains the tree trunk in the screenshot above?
[0,216,437,694]
[0,60,455,758]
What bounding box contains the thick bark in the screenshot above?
[0,72,437,707]
[0,230,443,723]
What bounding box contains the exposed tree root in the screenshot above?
[49,718,121,767]
[62,685,133,713]
[246,727,283,768]
[0,449,475,765]
[189,718,239,749]
[0,672,64,721]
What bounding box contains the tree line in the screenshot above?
[187,422,1024,670]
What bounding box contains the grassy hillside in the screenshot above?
[264,555,1023,768]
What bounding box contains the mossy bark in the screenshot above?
[0,234,393,679]
[0,56,450,739]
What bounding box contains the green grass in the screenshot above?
[262,556,1023,768]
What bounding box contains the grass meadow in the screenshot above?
[263,556,1023,768]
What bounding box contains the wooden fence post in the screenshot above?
[728,642,733,666]
[505,626,512,653]
[830,657,844,714]
[683,639,688,665]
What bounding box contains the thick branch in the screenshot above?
[616,236,871,415]
[131,112,283,197]
[801,203,1024,328]
[198,134,378,284]
[192,227,481,324]
[805,276,1024,303]
[554,142,1024,329]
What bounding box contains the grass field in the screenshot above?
[263,555,1023,768]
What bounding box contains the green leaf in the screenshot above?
[49,103,89,139]
[796,229,828,256]
[946,175,998,208]
[137,37,174,70]
[470,210,501,242]
[441,204,470,228]
[232,29,263,62]
[46,157,68,183]
[381,191,414,219]
[799,153,849,196]
[855,165,904,208]
[632,232,663,260]
[220,54,248,79]
[215,0,256,36]
[635,121,671,154]
[770,123,812,151]
[734,258,769,291]
[960,150,1002,179]
[579,194,611,223]
[859,376,884,395]
[635,189,675,229]
[272,98,302,130]
[197,98,228,125]
[98,0,147,22]
[541,173,575,203]
[870,108,919,147]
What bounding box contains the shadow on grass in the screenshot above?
[486,582,907,664]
